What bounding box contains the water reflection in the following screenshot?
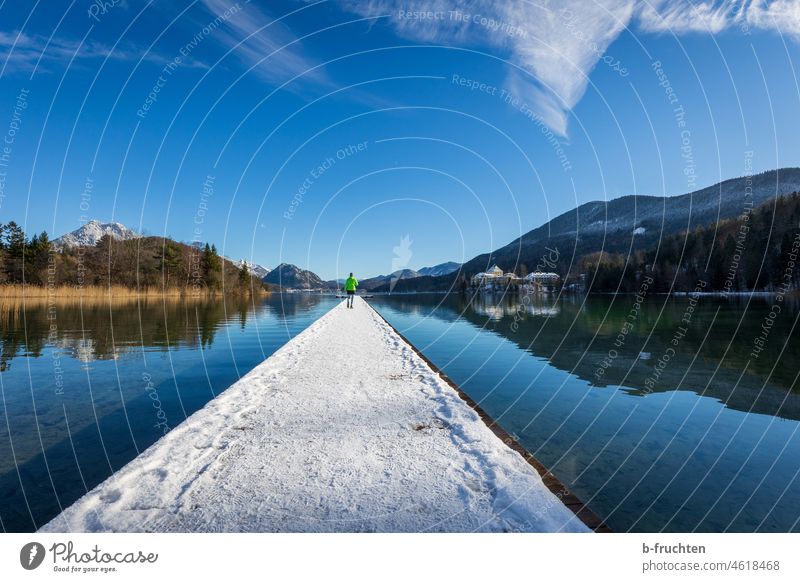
[1,297,241,370]
[370,293,800,532]
[467,293,561,320]
[376,293,800,420]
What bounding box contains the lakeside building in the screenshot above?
[470,264,504,286]
[523,271,560,292]
[470,265,560,293]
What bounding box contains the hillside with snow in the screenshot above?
[53,220,140,248]
[387,168,800,292]
[417,261,461,277]
[359,268,420,291]
[223,257,270,279]
[263,263,329,290]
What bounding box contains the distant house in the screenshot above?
[470,265,524,289]
[486,265,503,277]
[523,272,560,284]
[523,271,560,292]
[499,272,523,286]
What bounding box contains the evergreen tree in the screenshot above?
[25,231,51,285]
[3,221,26,282]
[202,242,222,289]
[238,263,250,289]
[156,239,183,288]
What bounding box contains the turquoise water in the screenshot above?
[0,294,336,532]
[369,293,800,532]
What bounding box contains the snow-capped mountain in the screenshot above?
[54,220,140,248]
[223,257,271,279]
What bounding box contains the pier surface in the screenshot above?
[42,297,589,532]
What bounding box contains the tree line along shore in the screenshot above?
[0,222,269,297]
[4,190,800,299]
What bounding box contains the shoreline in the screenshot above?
[356,289,797,298]
[0,284,270,301]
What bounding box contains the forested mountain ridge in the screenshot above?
[584,191,800,293]
[383,168,800,293]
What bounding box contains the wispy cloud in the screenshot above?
[200,0,331,87]
[745,0,800,36]
[500,0,635,136]
[6,1,797,131]
[199,0,403,108]
[637,1,733,33]
[332,0,800,137]
[638,0,800,37]
[0,0,327,83]
[333,0,635,136]
[0,30,205,75]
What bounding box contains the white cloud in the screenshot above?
[636,0,800,37]
[332,0,800,137]
[0,30,204,74]
[745,0,800,38]
[334,0,635,136]
[636,1,734,33]
[6,0,797,133]
[501,1,635,135]
[200,0,330,86]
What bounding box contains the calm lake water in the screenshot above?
[2,292,799,532]
[0,294,336,532]
[369,293,800,533]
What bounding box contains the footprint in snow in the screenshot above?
[99,489,122,503]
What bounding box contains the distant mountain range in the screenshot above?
[359,269,419,291]
[53,220,140,248]
[45,221,482,292]
[52,166,800,297]
[417,261,461,277]
[261,260,463,291]
[385,168,800,292]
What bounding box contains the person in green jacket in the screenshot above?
[344,273,358,308]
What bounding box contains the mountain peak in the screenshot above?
[222,256,271,279]
[263,263,328,290]
[54,220,141,248]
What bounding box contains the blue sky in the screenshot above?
[1,0,799,280]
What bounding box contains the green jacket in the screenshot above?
[344,276,358,291]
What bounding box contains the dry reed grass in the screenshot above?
[0,284,268,303]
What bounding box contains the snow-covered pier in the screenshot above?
[42,297,601,533]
